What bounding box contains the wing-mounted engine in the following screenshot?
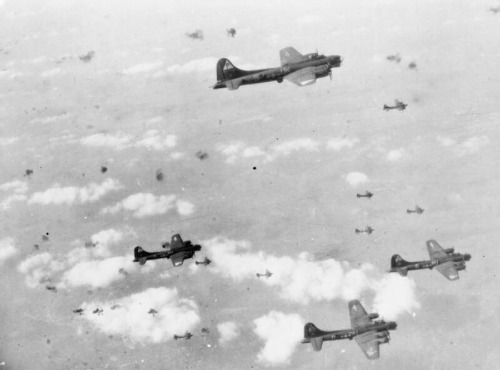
[312,65,332,79]
[454,262,466,271]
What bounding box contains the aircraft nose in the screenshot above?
[464,254,471,261]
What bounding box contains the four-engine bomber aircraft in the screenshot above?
[389,239,471,280]
[302,300,397,359]
[133,234,201,267]
[212,47,342,90]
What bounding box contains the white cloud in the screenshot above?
[80,132,132,150]
[80,131,178,151]
[326,137,359,151]
[218,138,319,164]
[253,311,304,366]
[176,199,195,216]
[274,138,319,156]
[217,321,240,345]
[344,172,368,187]
[372,274,420,320]
[386,148,405,161]
[17,252,65,287]
[436,136,456,147]
[65,229,124,265]
[296,14,324,25]
[123,61,164,74]
[102,193,193,218]
[59,255,140,289]
[0,180,28,193]
[30,113,69,124]
[457,135,489,156]
[166,57,217,74]
[41,68,63,78]
[82,287,200,344]
[0,237,18,265]
[0,194,28,210]
[0,137,19,145]
[135,130,177,150]
[29,178,122,205]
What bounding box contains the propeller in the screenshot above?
[328,69,332,81]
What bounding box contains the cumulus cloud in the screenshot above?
[457,135,489,156]
[80,131,178,151]
[0,180,28,209]
[386,148,406,161]
[436,136,456,147]
[253,311,304,366]
[217,321,240,345]
[80,132,132,149]
[29,178,122,205]
[344,172,368,187]
[102,193,194,218]
[217,138,319,164]
[66,229,124,265]
[82,287,200,344]
[59,255,140,289]
[0,237,18,265]
[123,61,163,74]
[17,252,65,287]
[326,137,359,151]
[0,137,19,145]
[166,57,217,74]
[201,238,419,318]
[372,274,420,320]
[135,130,177,150]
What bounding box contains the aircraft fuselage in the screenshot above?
[302,321,397,344]
[389,253,471,274]
[212,55,342,89]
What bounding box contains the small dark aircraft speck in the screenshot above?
[46,285,57,293]
[148,309,158,317]
[383,99,407,111]
[256,269,273,278]
[93,308,103,315]
[357,191,373,199]
[386,54,401,63]
[212,47,342,90]
[407,205,424,214]
[302,300,397,359]
[186,30,203,40]
[389,239,471,280]
[227,28,236,37]
[174,331,193,340]
[355,226,374,235]
[195,257,211,266]
[490,6,500,13]
[133,234,201,267]
[73,308,84,315]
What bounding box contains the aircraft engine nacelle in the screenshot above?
[312,65,331,79]
[376,337,390,344]
[455,263,466,271]
[368,313,379,320]
[444,248,454,254]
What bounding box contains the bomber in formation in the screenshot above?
[212,47,342,90]
[133,234,201,267]
[383,99,407,111]
[389,240,471,280]
[302,300,397,359]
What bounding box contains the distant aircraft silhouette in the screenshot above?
[355,226,374,235]
[383,99,407,111]
[356,191,373,199]
[256,269,273,278]
[195,257,211,266]
[407,205,424,214]
[227,28,236,37]
[174,331,193,340]
[186,30,203,40]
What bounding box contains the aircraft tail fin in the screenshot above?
[391,254,409,269]
[216,58,246,82]
[134,246,151,264]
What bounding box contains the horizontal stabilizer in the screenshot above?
[398,267,408,276]
[311,337,324,351]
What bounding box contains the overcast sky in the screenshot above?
[1,0,499,369]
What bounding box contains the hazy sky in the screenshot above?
[1,0,499,369]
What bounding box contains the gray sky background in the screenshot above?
[1,0,499,369]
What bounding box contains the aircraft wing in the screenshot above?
[349,300,371,328]
[280,47,304,65]
[171,234,183,249]
[355,332,380,359]
[170,252,186,267]
[435,261,459,280]
[427,240,448,259]
[284,67,316,86]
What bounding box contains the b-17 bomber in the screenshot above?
[407,205,424,214]
[73,308,84,315]
[133,234,201,267]
[212,47,342,90]
[389,239,471,280]
[383,99,407,111]
[195,257,211,266]
[226,28,236,37]
[355,226,374,235]
[356,191,373,199]
[256,269,273,278]
[186,29,203,40]
[302,300,397,359]
[174,331,193,340]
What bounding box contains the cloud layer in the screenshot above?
[102,193,194,218]
[81,130,177,151]
[217,321,240,345]
[82,287,200,344]
[0,237,18,265]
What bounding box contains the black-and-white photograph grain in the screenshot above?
[1,0,498,368]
